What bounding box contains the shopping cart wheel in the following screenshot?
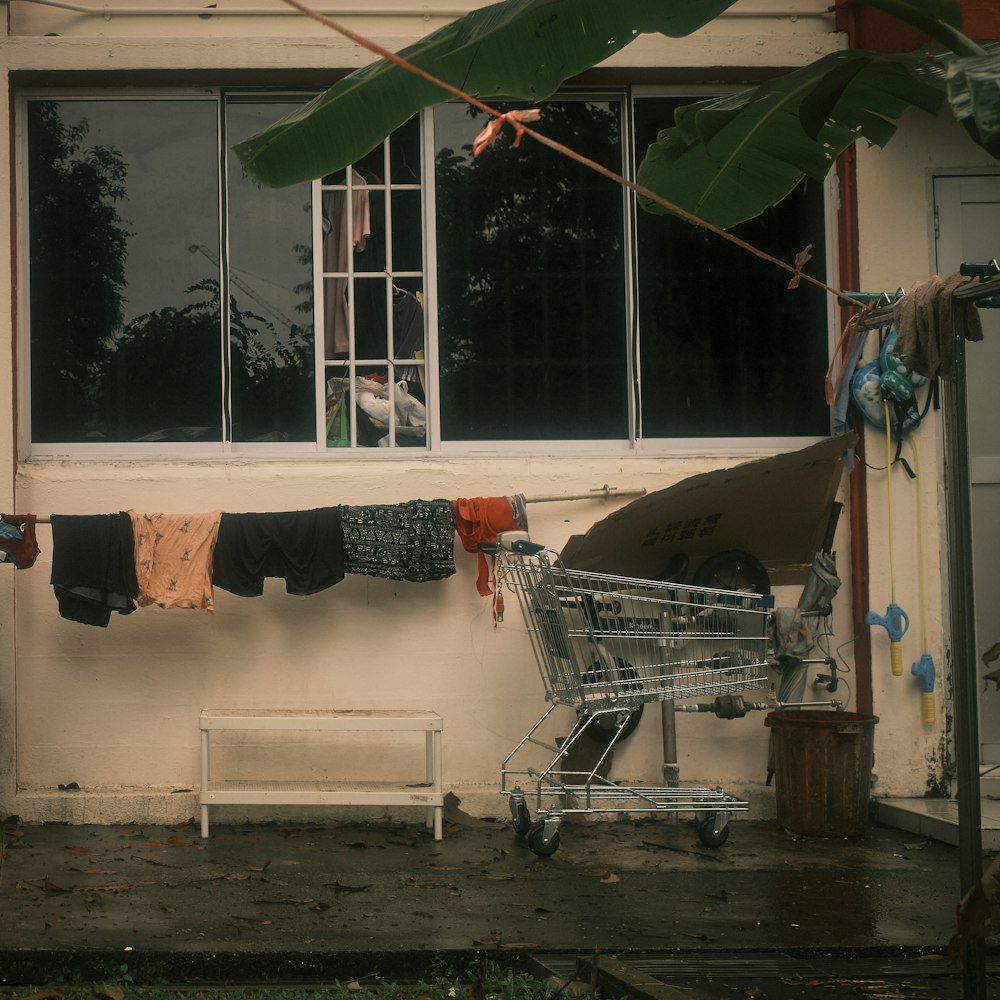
[527,823,560,856]
[696,814,730,848]
[511,800,531,838]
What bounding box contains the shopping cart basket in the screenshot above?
[496,532,775,855]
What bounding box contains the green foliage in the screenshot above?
[232,0,1000,232]
[636,50,945,229]
[10,962,562,1000]
[233,0,739,187]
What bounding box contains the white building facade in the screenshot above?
[0,0,995,827]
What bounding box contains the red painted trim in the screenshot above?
[836,0,1000,53]
[836,145,874,716]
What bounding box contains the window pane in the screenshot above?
[320,118,426,450]
[28,99,222,443]
[633,97,830,438]
[389,115,421,184]
[391,190,422,272]
[434,101,628,441]
[227,100,315,443]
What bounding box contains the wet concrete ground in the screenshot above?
[1,809,996,996]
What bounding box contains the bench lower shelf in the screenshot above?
[199,709,444,839]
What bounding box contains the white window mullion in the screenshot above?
[422,109,441,453]
[312,176,327,452]
[217,94,233,453]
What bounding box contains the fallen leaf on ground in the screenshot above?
[322,880,372,894]
[599,873,621,884]
[87,882,150,893]
[94,983,125,1000]
[402,877,437,889]
[65,846,92,856]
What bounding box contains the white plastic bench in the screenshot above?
[199,709,444,839]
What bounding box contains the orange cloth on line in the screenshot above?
[128,510,222,611]
[452,497,519,597]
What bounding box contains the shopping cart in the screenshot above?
[496,532,776,856]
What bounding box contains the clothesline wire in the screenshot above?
[277,0,864,309]
[8,487,647,524]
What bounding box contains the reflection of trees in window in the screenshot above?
[229,249,315,442]
[28,102,131,441]
[97,279,223,441]
[28,101,315,444]
[434,101,628,441]
[632,96,830,438]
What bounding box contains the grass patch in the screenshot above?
[2,960,582,1000]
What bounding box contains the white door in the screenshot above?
[934,174,1000,762]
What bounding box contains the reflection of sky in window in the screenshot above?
[226,101,313,339]
[434,102,481,163]
[53,100,219,324]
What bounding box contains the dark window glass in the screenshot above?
[434,101,628,441]
[28,99,222,443]
[633,97,830,438]
[226,100,315,443]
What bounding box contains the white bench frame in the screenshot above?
[199,709,444,839]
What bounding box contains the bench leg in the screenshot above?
[428,728,443,841]
[200,729,210,838]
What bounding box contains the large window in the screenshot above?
[22,89,831,455]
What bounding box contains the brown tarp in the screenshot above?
[559,433,856,587]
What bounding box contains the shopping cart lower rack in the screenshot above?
[496,532,775,856]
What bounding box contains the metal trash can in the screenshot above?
[764,710,879,837]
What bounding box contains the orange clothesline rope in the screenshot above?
[279,0,864,309]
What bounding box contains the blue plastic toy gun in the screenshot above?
[912,652,935,726]
[865,602,909,676]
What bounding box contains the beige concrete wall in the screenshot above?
[854,109,1000,798]
[10,452,838,823]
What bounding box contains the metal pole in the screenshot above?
[942,314,987,999]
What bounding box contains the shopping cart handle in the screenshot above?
[494,531,548,555]
[510,538,547,556]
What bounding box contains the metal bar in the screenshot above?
[855,273,1000,330]
[524,486,646,504]
[942,308,987,998]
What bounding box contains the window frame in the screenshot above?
[16,84,837,461]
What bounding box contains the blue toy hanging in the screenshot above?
[850,329,928,440]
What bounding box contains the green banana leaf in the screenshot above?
[946,49,1000,157]
[233,0,739,187]
[234,0,997,232]
[636,51,946,230]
